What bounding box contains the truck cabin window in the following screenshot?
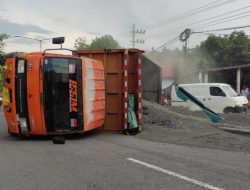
[210,87,226,97]
[43,57,80,130]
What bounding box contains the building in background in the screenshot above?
[160,60,176,89]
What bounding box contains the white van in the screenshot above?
[171,83,248,113]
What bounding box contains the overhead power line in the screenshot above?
[145,0,224,29]
[145,0,236,31]
[147,13,250,40]
[145,14,250,43]
[192,10,250,30]
[156,24,250,50]
[193,14,250,30]
[193,25,250,33]
[157,36,179,49]
[7,35,53,51]
[146,5,250,39]
[192,31,250,37]
[184,5,250,29]
[157,25,250,50]
[192,31,229,36]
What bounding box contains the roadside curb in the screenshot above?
[218,126,250,134]
[160,106,250,135]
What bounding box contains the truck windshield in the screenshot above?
[221,86,238,97]
[43,57,82,131]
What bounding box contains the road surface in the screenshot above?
[0,110,249,190]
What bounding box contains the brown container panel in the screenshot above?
[76,49,142,132]
[106,93,121,113]
[105,113,123,131]
[106,53,122,73]
[128,53,137,73]
[88,54,104,63]
[106,74,121,92]
[128,74,138,93]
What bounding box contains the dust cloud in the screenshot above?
[143,47,218,84]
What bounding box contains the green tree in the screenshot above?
[89,35,120,49]
[227,31,250,64]
[74,35,120,50]
[74,37,90,50]
[0,64,3,93]
[0,33,8,65]
[199,31,250,67]
[0,33,7,93]
[200,35,228,67]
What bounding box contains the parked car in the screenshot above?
[171,83,249,113]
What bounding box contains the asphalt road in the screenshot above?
[0,109,250,190]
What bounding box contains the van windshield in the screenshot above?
[221,86,238,97]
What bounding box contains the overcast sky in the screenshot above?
[1,0,250,52]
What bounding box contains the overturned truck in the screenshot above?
[2,47,143,137]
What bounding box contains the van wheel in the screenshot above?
[223,107,235,114]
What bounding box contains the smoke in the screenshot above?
[144,46,217,84]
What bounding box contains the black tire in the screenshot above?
[124,128,139,135]
[52,136,65,144]
[223,107,235,114]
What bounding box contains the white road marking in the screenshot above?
[127,158,225,190]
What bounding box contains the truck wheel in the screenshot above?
[223,107,235,114]
[52,136,65,144]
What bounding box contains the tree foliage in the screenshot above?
[200,31,250,66]
[90,35,120,49]
[0,33,7,51]
[0,33,7,92]
[74,37,90,50]
[74,35,120,50]
[0,33,8,65]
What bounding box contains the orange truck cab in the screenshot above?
[2,51,105,136]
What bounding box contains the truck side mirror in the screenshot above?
[52,37,65,45]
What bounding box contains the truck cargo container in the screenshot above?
[75,49,143,133]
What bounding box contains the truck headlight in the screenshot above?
[2,87,10,106]
[17,60,25,73]
[19,118,28,131]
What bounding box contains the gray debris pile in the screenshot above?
[137,100,250,153]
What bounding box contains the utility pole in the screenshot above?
[131,24,145,48]
[184,40,188,55]
[39,40,42,51]
[7,35,53,51]
[179,28,191,55]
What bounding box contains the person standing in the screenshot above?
[241,86,248,98]
[246,87,249,100]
